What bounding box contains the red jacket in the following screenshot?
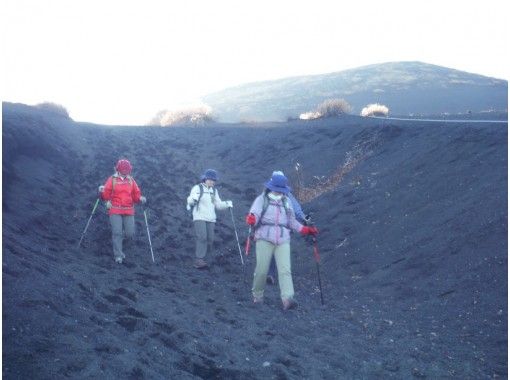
[101,175,142,215]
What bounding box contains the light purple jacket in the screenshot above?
[249,194,303,245]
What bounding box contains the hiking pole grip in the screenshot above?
[78,198,100,248]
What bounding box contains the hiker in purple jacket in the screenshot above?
[266,171,309,285]
[246,172,318,310]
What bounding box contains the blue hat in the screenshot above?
[271,170,292,191]
[265,173,290,194]
[201,169,218,181]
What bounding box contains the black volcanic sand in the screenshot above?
[2,103,507,379]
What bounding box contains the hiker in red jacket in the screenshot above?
[99,159,146,263]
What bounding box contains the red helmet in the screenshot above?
[115,159,132,175]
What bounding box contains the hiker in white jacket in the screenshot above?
[186,169,233,269]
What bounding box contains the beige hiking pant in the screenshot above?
[252,240,294,300]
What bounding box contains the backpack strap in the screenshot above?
[255,193,291,233]
[254,193,269,231]
[111,175,133,196]
[194,184,204,211]
[194,183,217,212]
[282,196,292,220]
[211,186,217,204]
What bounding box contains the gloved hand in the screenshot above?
[98,185,105,193]
[140,196,147,204]
[300,226,318,236]
[246,213,256,226]
[105,201,112,209]
[226,200,233,208]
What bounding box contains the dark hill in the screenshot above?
[202,61,508,122]
[2,102,507,379]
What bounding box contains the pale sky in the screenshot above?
[2,0,509,125]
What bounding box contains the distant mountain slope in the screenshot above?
[202,61,508,122]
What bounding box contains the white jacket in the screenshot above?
[187,184,229,222]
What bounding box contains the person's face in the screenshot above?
[271,191,283,196]
[115,167,129,176]
[205,179,215,187]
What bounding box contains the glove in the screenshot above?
[98,185,105,193]
[246,213,256,226]
[105,201,112,209]
[300,226,318,236]
[140,196,147,204]
[226,200,233,208]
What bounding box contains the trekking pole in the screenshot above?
[245,226,253,256]
[142,207,155,263]
[306,215,324,305]
[229,207,245,265]
[78,198,100,248]
[311,235,325,306]
[304,214,324,304]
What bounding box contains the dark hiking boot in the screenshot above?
[282,299,298,311]
[194,258,208,269]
